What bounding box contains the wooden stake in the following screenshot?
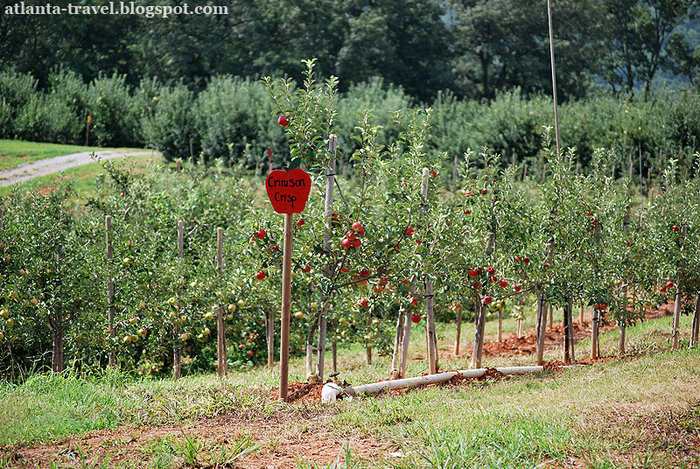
[391,308,405,378]
[548,304,553,330]
[421,168,438,374]
[691,293,700,348]
[399,308,413,378]
[106,215,116,368]
[314,134,338,381]
[216,227,227,377]
[454,306,463,355]
[279,213,293,402]
[536,294,547,366]
[471,299,486,369]
[266,311,275,369]
[52,245,65,373]
[173,220,184,381]
[672,225,686,350]
[497,308,503,342]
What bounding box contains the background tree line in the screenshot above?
[1,0,698,102]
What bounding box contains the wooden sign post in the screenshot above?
[265,168,312,402]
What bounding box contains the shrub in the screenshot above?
[0,70,38,139]
[142,83,198,161]
[86,73,142,147]
[195,77,284,167]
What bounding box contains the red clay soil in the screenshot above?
[449,301,676,361]
[2,411,391,468]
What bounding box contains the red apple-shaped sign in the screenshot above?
[265,169,312,214]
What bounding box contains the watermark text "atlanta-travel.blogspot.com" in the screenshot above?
[3,2,229,18]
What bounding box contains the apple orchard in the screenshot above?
[0,62,698,381]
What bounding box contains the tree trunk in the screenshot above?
[316,315,327,377]
[536,294,547,366]
[619,325,626,355]
[391,308,405,378]
[563,295,574,364]
[471,299,486,369]
[517,319,522,339]
[690,293,699,348]
[52,327,64,374]
[266,310,274,369]
[454,306,463,355]
[497,307,503,342]
[591,307,599,360]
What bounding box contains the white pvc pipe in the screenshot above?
[343,365,548,398]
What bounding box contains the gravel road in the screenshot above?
[0,150,153,187]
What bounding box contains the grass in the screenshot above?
[0,314,697,468]
[0,152,163,197]
[0,139,145,171]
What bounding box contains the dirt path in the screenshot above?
[0,150,153,187]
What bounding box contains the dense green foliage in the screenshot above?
[1,0,697,101]
[1,66,698,381]
[2,68,700,176]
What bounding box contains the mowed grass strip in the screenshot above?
[0,139,144,171]
[0,315,696,468]
[0,152,163,197]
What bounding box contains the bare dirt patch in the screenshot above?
[1,410,392,468]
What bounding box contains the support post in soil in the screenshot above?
[266,311,274,369]
[547,0,561,158]
[106,215,116,368]
[216,227,227,377]
[421,168,438,374]
[672,225,686,350]
[471,299,486,369]
[690,293,700,348]
[173,220,184,380]
[52,245,65,374]
[399,307,413,378]
[536,294,547,366]
[279,213,293,401]
[391,307,405,379]
[315,134,337,381]
[454,305,463,355]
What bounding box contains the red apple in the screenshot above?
[341,266,350,273]
[341,238,352,249]
[464,209,472,215]
[465,190,473,197]
[247,350,254,356]
[296,218,305,227]
[672,225,680,232]
[429,170,437,178]
[514,285,522,292]
[353,239,362,249]
[473,282,482,290]
[359,298,369,308]
[256,229,267,239]
[405,227,416,236]
[468,269,479,278]
[659,286,667,292]
[360,269,369,278]
[499,279,508,288]
[523,257,530,264]
[411,314,421,324]
[303,265,311,273]
[256,270,266,280]
[483,296,493,305]
[482,189,488,195]
[352,221,363,233]
[666,280,674,288]
[486,267,495,275]
[277,115,289,127]
[267,149,273,157]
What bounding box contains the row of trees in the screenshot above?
[3,67,700,177]
[0,64,698,381]
[1,0,698,101]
